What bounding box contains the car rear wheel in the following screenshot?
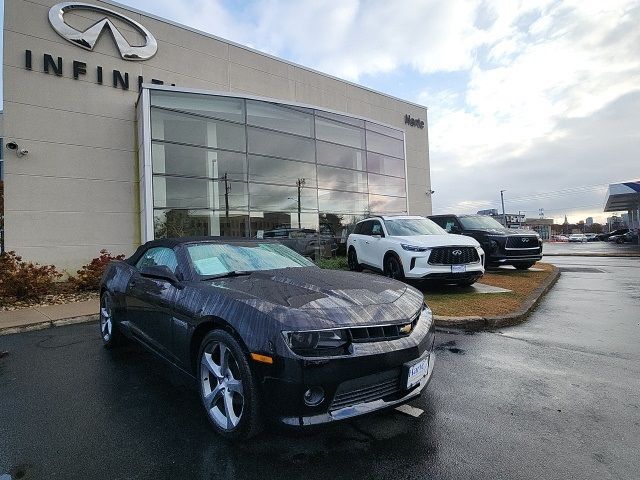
[384,255,405,281]
[347,248,363,272]
[513,262,535,270]
[99,292,122,348]
[198,330,262,440]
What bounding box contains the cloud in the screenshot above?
[124,0,640,223]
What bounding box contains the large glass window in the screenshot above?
[316,141,365,170]
[247,101,314,137]
[151,108,246,151]
[247,127,315,163]
[144,90,409,254]
[248,155,316,187]
[315,117,366,149]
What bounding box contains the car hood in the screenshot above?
[202,267,424,329]
[391,233,480,247]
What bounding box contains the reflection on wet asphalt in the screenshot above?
[1,255,639,479]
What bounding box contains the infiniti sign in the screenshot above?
[48,2,158,61]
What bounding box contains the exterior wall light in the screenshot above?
[6,141,28,157]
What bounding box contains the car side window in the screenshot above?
[135,247,179,274]
[360,221,373,236]
[444,220,456,233]
[371,221,384,236]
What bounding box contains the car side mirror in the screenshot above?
[450,226,461,234]
[140,265,183,288]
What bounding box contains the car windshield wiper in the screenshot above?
[201,271,252,281]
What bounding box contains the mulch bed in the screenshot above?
[0,281,98,311]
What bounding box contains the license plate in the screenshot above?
[406,357,429,389]
[452,264,466,273]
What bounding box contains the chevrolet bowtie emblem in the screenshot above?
[49,2,158,61]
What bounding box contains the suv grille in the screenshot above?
[330,369,402,411]
[428,247,479,265]
[506,236,539,249]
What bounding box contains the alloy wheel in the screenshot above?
[100,294,113,342]
[386,258,400,279]
[200,341,245,430]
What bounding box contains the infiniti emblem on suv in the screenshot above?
[452,250,462,255]
[522,238,530,243]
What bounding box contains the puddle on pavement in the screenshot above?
[435,340,466,355]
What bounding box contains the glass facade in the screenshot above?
[142,89,407,257]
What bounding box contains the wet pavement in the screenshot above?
[543,240,640,255]
[1,256,639,480]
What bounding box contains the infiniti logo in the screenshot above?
[49,2,158,61]
[522,238,530,243]
[452,250,462,256]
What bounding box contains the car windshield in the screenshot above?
[384,218,445,236]
[459,215,505,230]
[186,242,315,277]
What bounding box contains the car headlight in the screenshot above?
[401,244,429,252]
[284,329,350,356]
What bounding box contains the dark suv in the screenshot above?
[429,214,542,270]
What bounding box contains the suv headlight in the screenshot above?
[401,244,429,252]
[284,329,350,356]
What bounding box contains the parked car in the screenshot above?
[597,228,629,241]
[261,226,337,259]
[568,234,588,242]
[553,235,569,242]
[585,233,599,242]
[347,215,485,286]
[100,238,436,439]
[613,230,639,244]
[429,214,542,270]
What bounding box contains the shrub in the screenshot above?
[72,249,125,291]
[315,256,348,270]
[0,251,62,302]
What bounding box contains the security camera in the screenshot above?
[6,141,18,150]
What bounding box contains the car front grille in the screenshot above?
[505,236,539,249]
[428,247,479,265]
[330,369,402,411]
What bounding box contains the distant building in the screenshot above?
[585,217,593,226]
[523,218,554,240]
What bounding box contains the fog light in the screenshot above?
[303,387,325,406]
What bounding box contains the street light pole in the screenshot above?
[500,190,506,226]
[296,178,306,228]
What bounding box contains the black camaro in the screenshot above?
[99,238,436,439]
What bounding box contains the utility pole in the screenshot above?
[500,190,506,227]
[223,173,230,223]
[296,178,306,228]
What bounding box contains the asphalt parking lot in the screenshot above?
[1,254,639,480]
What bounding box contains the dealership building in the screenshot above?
[1,0,431,270]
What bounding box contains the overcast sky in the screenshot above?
[2,0,639,223]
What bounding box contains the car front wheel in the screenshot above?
[198,330,262,440]
[384,255,405,280]
[347,248,363,272]
[99,292,122,348]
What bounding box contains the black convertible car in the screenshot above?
[99,238,436,439]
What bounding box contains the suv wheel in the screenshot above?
[347,248,363,272]
[384,255,405,281]
[198,330,262,439]
[513,262,535,270]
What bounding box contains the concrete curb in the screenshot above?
[0,314,98,336]
[434,265,561,330]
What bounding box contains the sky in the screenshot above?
[2,0,639,224]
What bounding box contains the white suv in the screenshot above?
[347,215,485,285]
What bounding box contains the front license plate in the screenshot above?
[452,264,466,273]
[406,357,429,389]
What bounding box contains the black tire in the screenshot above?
[99,291,123,348]
[513,262,535,270]
[456,279,477,287]
[198,330,262,440]
[347,248,363,272]
[384,254,405,281]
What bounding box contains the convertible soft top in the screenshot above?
[125,236,281,265]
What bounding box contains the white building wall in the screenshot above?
[2,0,430,271]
